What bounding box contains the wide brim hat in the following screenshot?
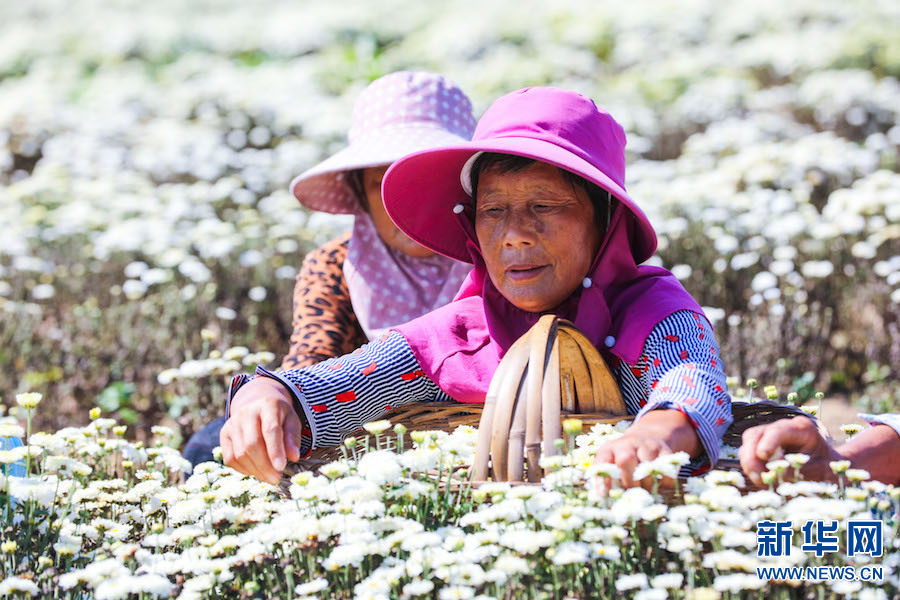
[382,87,658,264]
[290,71,477,215]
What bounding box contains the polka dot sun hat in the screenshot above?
[290,71,477,214]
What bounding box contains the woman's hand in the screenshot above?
[592,408,701,493]
[220,377,303,484]
[740,416,900,486]
[739,416,839,486]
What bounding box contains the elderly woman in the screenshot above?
[221,87,733,488]
[182,71,474,466]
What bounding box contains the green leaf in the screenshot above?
[96,381,135,412]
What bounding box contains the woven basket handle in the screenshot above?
[473,315,631,482]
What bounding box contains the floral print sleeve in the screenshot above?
[228,330,451,455]
[614,310,733,476]
[857,413,900,439]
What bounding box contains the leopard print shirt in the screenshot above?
[280,232,368,370]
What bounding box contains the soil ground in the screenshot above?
[809,395,869,444]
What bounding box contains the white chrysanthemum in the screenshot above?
[322,543,367,570]
[667,503,709,523]
[353,499,386,519]
[8,477,56,507]
[438,585,475,600]
[15,392,42,409]
[53,533,82,557]
[543,506,585,531]
[590,543,622,561]
[402,579,435,597]
[703,550,759,572]
[846,469,871,483]
[549,541,591,566]
[399,447,440,473]
[698,485,742,511]
[493,553,529,575]
[0,422,25,438]
[95,575,173,600]
[713,573,766,592]
[608,487,655,522]
[168,497,207,525]
[651,573,684,589]
[582,525,628,544]
[319,460,350,480]
[357,450,403,486]
[0,446,27,465]
[635,590,668,600]
[633,456,680,481]
[0,576,39,596]
[740,490,783,509]
[498,529,555,555]
[720,530,758,550]
[640,503,668,521]
[222,346,249,361]
[705,470,746,488]
[294,578,328,596]
[615,573,649,591]
[664,536,696,554]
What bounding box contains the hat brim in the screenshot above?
[290,125,473,215]
[382,136,658,263]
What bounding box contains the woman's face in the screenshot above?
[475,161,602,313]
[363,166,436,259]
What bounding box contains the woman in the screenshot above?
[740,413,900,486]
[220,87,733,490]
[182,71,475,466]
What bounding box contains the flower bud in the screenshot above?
[562,418,583,436]
[363,420,391,435]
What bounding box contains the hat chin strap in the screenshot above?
[459,151,485,196]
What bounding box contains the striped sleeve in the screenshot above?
[614,310,733,475]
[228,330,450,455]
[858,413,900,439]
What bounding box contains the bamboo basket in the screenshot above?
[284,315,814,482]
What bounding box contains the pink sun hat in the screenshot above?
[382,86,658,263]
[290,71,477,214]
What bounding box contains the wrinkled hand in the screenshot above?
[739,416,839,486]
[592,434,677,493]
[592,409,700,495]
[220,377,302,484]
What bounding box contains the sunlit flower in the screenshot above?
[295,579,329,596]
[846,469,871,483]
[0,577,39,596]
[616,573,649,591]
[15,393,42,409]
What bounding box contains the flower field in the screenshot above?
[0,0,898,597]
[0,396,898,599]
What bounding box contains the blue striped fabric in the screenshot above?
[255,332,450,454]
[858,413,900,438]
[614,310,733,475]
[0,435,27,477]
[234,310,732,473]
